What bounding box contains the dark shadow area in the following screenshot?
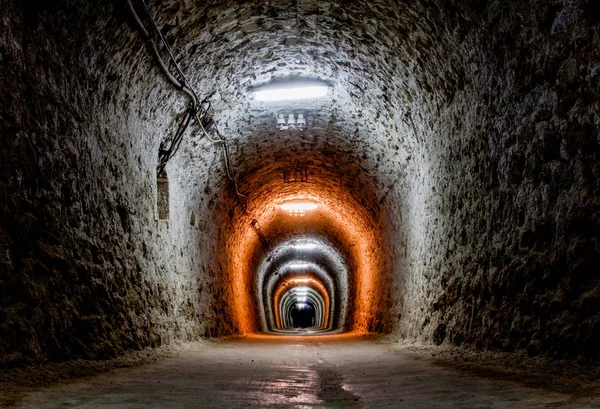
[291,304,316,328]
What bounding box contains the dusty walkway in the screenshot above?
[8,335,600,408]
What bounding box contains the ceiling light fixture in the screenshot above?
[280,201,318,217]
[276,113,308,131]
[277,114,287,127]
[296,114,306,127]
[252,82,329,102]
[292,287,310,294]
[288,263,309,269]
[292,241,318,250]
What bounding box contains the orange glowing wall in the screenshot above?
[222,171,390,335]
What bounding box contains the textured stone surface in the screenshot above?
[0,0,211,365]
[399,0,600,359]
[0,0,598,368]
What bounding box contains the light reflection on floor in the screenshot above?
[254,366,323,405]
[12,334,599,409]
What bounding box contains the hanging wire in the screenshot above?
[139,0,203,107]
[193,112,250,209]
[126,0,271,249]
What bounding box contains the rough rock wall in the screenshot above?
[0,1,210,366]
[394,0,600,359]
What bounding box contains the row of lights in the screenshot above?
[292,287,310,303]
[277,113,307,131]
[288,263,309,269]
[292,242,318,250]
[252,82,328,130]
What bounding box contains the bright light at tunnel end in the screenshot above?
[252,82,329,102]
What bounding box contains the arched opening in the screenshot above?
[291,303,316,328]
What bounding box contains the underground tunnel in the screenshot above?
[0,0,599,407]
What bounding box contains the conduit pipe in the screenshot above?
[125,0,197,105]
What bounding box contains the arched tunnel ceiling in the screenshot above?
[278,285,328,330]
[148,0,469,337]
[153,0,468,137]
[123,0,600,346]
[269,265,336,331]
[140,0,472,192]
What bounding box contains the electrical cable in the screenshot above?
[126,0,204,176]
[139,0,203,107]
[126,0,271,250]
[126,0,185,92]
[194,113,250,210]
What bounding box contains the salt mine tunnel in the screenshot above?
[0,0,599,407]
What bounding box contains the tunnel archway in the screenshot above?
[260,237,345,332]
[1,0,598,376]
[222,167,393,336]
[275,279,330,331]
[290,303,316,329]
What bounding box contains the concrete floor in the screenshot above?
[12,335,600,408]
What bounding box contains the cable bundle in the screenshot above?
[125,0,249,209]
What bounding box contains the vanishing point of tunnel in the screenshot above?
[0,0,599,407]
